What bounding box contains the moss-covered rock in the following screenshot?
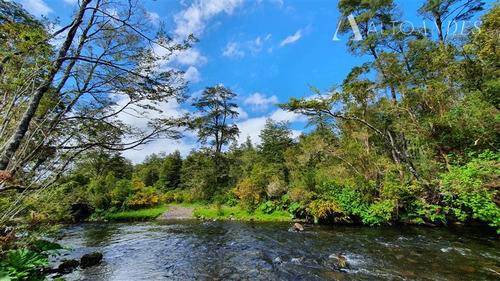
[58,259,80,272]
[80,252,103,267]
[326,253,349,270]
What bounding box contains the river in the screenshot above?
[50,220,500,280]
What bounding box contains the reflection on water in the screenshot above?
[52,221,500,280]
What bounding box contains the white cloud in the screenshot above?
[20,0,53,17]
[114,95,187,129]
[122,138,197,164]
[112,93,196,164]
[172,48,207,66]
[222,34,271,58]
[236,116,267,145]
[152,43,207,72]
[174,0,244,38]
[280,29,302,47]
[47,24,67,48]
[235,107,248,119]
[243,93,278,111]
[184,66,201,83]
[147,12,161,26]
[269,108,307,123]
[235,109,305,145]
[222,42,245,58]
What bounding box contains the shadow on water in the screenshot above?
[52,221,500,280]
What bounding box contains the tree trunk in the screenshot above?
[0,0,91,171]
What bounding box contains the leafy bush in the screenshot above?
[110,179,133,207]
[235,178,262,212]
[266,180,286,200]
[258,201,275,214]
[0,249,49,280]
[361,200,396,225]
[402,200,446,225]
[308,199,349,223]
[440,150,500,232]
[125,186,160,209]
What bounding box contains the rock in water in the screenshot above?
[80,252,103,267]
[291,223,304,232]
[58,259,80,273]
[327,253,349,270]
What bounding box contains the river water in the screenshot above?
[51,220,500,280]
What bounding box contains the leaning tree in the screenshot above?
[0,0,193,223]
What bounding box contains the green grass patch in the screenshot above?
[193,205,293,221]
[104,206,168,221]
[168,202,206,208]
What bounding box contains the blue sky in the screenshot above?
[17,0,493,163]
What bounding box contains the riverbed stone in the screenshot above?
[326,253,349,270]
[80,252,103,267]
[291,223,304,232]
[58,259,80,272]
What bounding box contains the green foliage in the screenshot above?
[192,85,240,153]
[157,151,182,191]
[30,240,66,254]
[235,178,262,212]
[0,249,48,280]
[440,150,500,232]
[361,200,396,226]
[137,154,164,187]
[402,200,446,224]
[259,119,294,164]
[258,201,275,214]
[125,184,160,209]
[179,150,218,202]
[111,179,133,207]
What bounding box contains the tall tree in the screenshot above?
[158,150,182,191]
[192,85,240,168]
[418,0,484,42]
[0,0,188,191]
[258,119,293,164]
[0,0,191,224]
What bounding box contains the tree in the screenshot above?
[192,85,240,169]
[179,150,217,201]
[157,150,182,191]
[418,0,484,42]
[0,0,191,224]
[259,119,293,164]
[460,2,500,110]
[137,154,164,187]
[74,150,133,180]
[256,119,294,184]
[0,0,188,188]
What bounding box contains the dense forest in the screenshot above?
[0,0,499,272]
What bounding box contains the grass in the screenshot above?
[168,202,206,208]
[102,203,293,222]
[104,206,168,221]
[193,205,293,221]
